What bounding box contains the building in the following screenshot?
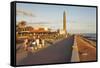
[16,26,59,40]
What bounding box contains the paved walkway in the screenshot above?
[75,35,96,61]
[17,35,74,65]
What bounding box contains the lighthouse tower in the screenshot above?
[63,11,67,34]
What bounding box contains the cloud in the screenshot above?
[16,8,35,17]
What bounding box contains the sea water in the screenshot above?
[82,33,97,41]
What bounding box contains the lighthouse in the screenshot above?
[59,11,67,35]
[63,11,67,34]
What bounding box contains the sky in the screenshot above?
[16,3,96,34]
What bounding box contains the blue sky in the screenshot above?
[16,3,96,33]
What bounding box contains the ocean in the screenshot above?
[82,33,97,41]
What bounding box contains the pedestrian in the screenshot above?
[23,38,28,51]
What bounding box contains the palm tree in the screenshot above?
[18,21,26,28]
